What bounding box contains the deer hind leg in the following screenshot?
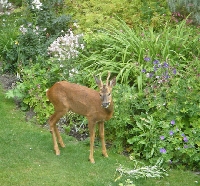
[98,122,108,158]
[88,121,96,163]
[49,109,67,155]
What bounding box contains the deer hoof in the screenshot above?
[89,158,95,164]
[55,149,60,156]
[102,153,108,158]
[60,143,65,148]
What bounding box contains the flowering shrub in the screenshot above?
[2,0,72,72]
[0,0,12,10]
[168,0,200,25]
[31,0,42,10]
[131,57,199,168]
[48,29,84,61]
[6,28,84,123]
[47,29,84,78]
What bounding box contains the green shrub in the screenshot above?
[67,0,171,32]
[9,0,22,7]
[105,56,200,169]
[2,0,72,72]
[0,12,22,71]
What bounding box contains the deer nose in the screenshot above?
[102,102,110,108]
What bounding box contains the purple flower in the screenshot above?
[163,62,169,68]
[183,136,188,142]
[164,72,170,79]
[153,60,159,65]
[170,120,175,125]
[153,66,158,71]
[181,133,185,137]
[146,72,154,78]
[160,136,165,140]
[160,148,167,154]
[144,57,151,61]
[169,130,174,136]
[142,69,146,73]
[173,69,177,75]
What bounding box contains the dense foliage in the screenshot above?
[0,0,199,170]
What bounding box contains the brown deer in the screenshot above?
[46,72,116,163]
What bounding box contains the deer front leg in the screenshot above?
[54,126,65,148]
[88,122,95,163]
[98,122,108,158]
[49,111,66,155]
[50,125,60,155]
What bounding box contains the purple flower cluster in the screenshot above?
[142,57,177,84]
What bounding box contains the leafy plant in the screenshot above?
[1,0,73,73]
[78,19,199,87]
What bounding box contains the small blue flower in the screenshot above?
[160,136,165,140]
[160,148,167,154]
[165,73,170,79]
[142,69,146,73]
[153,66,158,71]
[173,69,177,75]
[146,72,154,78]
[169,130,174,136]
[183,136,188,142]
[153,60,159,65]
[163,62,169,68]
[144,57,151,61]
[170,120,175,125]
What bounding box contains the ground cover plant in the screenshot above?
[0,0,199,174]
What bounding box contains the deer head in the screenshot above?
[94,72,116,108]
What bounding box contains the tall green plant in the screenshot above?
[79,19,199,87]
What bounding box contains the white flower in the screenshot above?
[19,25,27,34]
[73,22,79,28]
[31,0,42,10]
[48,29,84,61]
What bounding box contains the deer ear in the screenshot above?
[109,77,116,87]
[94,76,103,88]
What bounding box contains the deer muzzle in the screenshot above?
[102,102,110,108]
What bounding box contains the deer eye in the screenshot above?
[108,93,111,96]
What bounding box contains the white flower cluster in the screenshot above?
[0,0,11,9]
[19,24,47,35]
[48,29,84,61]
[31,0,42,10]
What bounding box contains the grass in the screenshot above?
[0,85,199,186]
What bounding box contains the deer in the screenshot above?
[46,72,116,163]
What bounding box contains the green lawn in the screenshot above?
[0,85,199,186]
